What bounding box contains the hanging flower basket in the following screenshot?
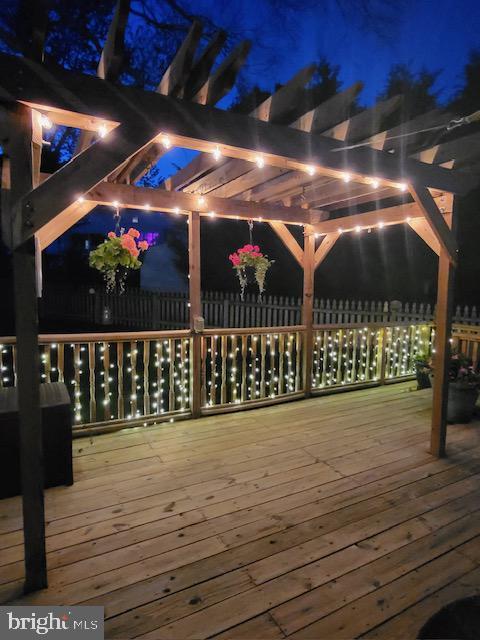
[89,228,148,293]
[228,244,274,300]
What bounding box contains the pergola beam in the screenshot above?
[158,21,203,98]
[97,0,130,82]
[269,222,304,266]
[314,232,341,268]
[85,181,325,225]
[409,184,458,265]
[15,121,170,246]
[177,64,317,196]
[0,53,476,195]
[183,30,227,100]
[311,201,434,235]
[407,218,440,255]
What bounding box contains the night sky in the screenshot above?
[49,0,480,304]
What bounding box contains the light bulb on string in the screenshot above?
[255,155,265,169]
[160,134,171,149]
[213,146,221,161]
[98,123,108,139]
[39,113,53,130]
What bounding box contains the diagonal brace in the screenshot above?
[17,119,166,246]
[409,184,458,265]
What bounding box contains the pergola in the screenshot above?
[1,0,480,593]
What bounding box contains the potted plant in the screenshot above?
[414,351,432,390]
[447,352,480,423]
[228,244,274,300]
[89,228,148,293]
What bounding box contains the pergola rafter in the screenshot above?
[1,0,480,596]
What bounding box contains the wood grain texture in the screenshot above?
[1,383,480,637]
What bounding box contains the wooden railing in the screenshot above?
[201,327,305,410]
[451,324,480,362]
[0,321,435,434]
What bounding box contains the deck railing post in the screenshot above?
[302,226,315,396]
[377,326,387,384]
[188,211,202,418]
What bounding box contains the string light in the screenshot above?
[255,155,265,169]
[77,196,85,203]
[112,200,120,208]
[355,225,361,233]
[398,183,408,191]
[173,207,180,215]
[306,165,316,176]
[144,203,151,211]
[342,173,351,183]
[98,123,108,139]
[39,113,53,130]
[198,196,206,206]
[378,221,384,229]
[208,211,216,218]
[338,227,343,234]
[160,134,171,149]
[371,179,379,189]
[0,319,432,427]
[213,146,222,161]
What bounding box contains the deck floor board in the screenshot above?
[1,382,480,638]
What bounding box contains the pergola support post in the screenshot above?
[302,226,315,396]
[431,199,457,457]
[188,211,202,417]
[6,105,47,592]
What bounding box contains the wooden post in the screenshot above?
[431,198,457,457]
[5,105,47,591]
[188,211,202,417]
[302,225,315,396]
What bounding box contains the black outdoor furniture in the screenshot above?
[0,382,73,498]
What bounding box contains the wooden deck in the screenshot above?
[1,382,480,639]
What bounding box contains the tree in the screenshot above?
[449,49,480,116]
[377,63,440,127]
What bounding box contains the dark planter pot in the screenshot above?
[415,362,431,390]
[447,383,479,424]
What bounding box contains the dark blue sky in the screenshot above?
[223,0,480,106]
[54,0,480,244]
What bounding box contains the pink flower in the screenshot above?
[251,252,263,258]
[127,228,140,238]
[138,240,149,251]
[128,247,140,258]
[108,231,116,239]
[253,245,260,252]
[229,253,240,266]
[243,244,253,252]
[121,234,136,250]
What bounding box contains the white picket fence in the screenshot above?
[41,286,480,329]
